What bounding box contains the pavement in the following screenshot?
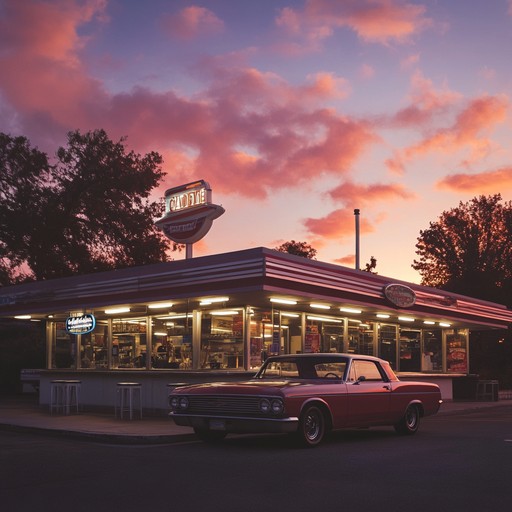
[0,393,510,445]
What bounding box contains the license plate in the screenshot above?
[209,419,226,431]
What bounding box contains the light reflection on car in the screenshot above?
[169,353,442,447]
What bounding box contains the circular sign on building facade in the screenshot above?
[66,313,96,335]
[384,283,416,308]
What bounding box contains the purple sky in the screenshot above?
[1,0,512,283]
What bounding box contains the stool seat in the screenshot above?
[115,382,142,420]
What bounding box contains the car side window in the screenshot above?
[314,362,345,379]
[349,360,384,382]
[261,361,299,378]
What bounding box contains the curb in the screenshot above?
[0,422,197,445]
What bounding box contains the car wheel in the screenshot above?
[394,404,420,435]
[193,427,227,443]
[297,405,326,447]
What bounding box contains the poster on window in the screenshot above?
[305,325,320,353]
[446,333,467,373]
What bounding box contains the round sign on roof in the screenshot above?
[154,180,224,245]
[384,284,416,308]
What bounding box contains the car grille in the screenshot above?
[184,395,264,416]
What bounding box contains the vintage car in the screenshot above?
[169,353,442,447]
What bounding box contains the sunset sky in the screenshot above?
[1,0,512,284]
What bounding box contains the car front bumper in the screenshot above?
[169,412,299,434]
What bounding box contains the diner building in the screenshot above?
[1,247,511,411]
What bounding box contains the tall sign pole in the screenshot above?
[354,209,360,270]
[155,180,225,259]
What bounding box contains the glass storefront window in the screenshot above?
[200,309,244,369]
[379,324,397,369]
[52,322,76,368]
[112,318,147,369]
[399,328,421,372]
[80,320,109,369]
[348,322,374,355]
[423,328,442,372]
[151,314,192,369]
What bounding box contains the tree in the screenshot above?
[364,256,377,274]
[0,129,175,284]
[275,240,317,259]
[412,194,512,305]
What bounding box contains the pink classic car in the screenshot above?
[169,353,442,447]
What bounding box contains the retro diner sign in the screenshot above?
[384,283,416,308]
[154,180,225,244]
[66,313,96,335]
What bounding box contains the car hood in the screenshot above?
[171,379,311,396]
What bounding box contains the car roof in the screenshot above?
[266,353,382,363]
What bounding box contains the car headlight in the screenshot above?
[259,398,271,414]
[179,397,189,410]
[170,396,179,409]
[271,399,284,415]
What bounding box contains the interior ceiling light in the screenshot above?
[210,310,239,315]
[424,320,436,325]
[398,316,415,322]
[281,312,300,318]
[14,315,31,320]
[340,307,362,314]
[105,307,130,315]
[376,314,390,319]
[307,315,343,323]
[310,303,331,310]
[148,302,173,309]
[200,296,229,305]
[439,322,451,327]
[270,298,297,305]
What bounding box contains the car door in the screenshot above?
[345,359,392,426]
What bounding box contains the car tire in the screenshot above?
[297,405,326,447]
[394,404,420,435]
[193,427,227,443]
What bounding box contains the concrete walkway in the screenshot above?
[0,394,510,445]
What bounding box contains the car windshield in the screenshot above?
[256,357,348,380]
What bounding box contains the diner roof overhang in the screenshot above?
[1,247,511,330]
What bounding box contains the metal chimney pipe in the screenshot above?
[354,209,360,270]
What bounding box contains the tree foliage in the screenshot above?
[412,194,512,305]
[364,256,377,274]
[0,129,174,285]
[275,240,317,259]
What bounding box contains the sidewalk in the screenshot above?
[0,394,510,445]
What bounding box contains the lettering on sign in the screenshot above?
[66,313,96,335]
[168,186,206,212]
[384,284,416,308]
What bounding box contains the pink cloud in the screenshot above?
[275,0,432,48]
[437,166,512,193]
[303,180,415,240]
[162,6,224,40]
[386,93,508,173]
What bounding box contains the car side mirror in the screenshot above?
[353,376,366,385]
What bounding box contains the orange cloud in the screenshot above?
[275,0,432,48]
[162,6,224,40]
[437,166,512,193]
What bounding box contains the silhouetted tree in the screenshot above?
[364,256,377,274]
[275,240,317,259]
[0,129,175,284]
[412,194,512,306]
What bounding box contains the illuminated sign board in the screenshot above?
[155,180,224,245]
[384,284,416,308]
[66,313,96,335]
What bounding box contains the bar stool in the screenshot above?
[115,382,142,420]
[50,380,67,414]
[50,379,81,414]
